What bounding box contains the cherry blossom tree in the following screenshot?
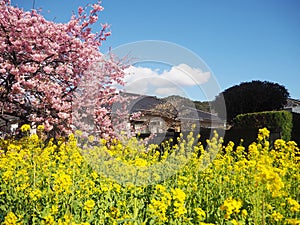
[0,0,126,138]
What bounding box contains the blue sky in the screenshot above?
[12,0,300,101]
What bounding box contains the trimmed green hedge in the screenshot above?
[233,110,293,140]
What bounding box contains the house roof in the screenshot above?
[284,98,300,114]
[177,106,225,124]
[0,114,19,128]
[285,98,300,108]
[130,96,166,113]
[113,92,168,113]
[116,92,225,125]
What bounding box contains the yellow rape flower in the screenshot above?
[200,223,216,225]
[173,204,187,218]
[248,143,259,158]
[134,158,148,167]
[29,189,42,201]
[20,124,31,132]
[274,139,286,150]
[287,198,300,212]
[257,127,270,141]
[241,209,248,218]
[149,198,169,222]
[75,130,83,136]
[171,188,187,218]
[50,205,59,215]
[2,212,20,225]
[52,172,72,194]
[220,198,242,219]
[171,188,186,203]
[37,124,45,131]
[194,207,206,221]
[230,219,242,225]
[83,199,96,212]
[286,218,300,225]
[2,170,14,184]
[42,215,55,225]
[271,211,284,222]
[91,171,98,179]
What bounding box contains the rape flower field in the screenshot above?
[0,126,299,225]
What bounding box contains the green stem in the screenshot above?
[262,193,265,225]
[134,186,138,220]
[33,161,36,189]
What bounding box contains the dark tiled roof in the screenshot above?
[178,106,224,124]
[113,92,167,114]
[130,96,165,113]
[0,114,19,127]
[285,98,300,108]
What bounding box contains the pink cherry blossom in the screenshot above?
[78,6,84,15]
[43,66,53,74]
[32,54,46,62]
[92,4,104,12]
[0,1,127,139]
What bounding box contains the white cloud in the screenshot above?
[161,63,210,86]
[123,64,210,96]
[154,87,185,97]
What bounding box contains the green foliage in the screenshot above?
[193,100,210,112]
[163,95,211,112]
[213,80,290,121]
[233,110,293,140]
